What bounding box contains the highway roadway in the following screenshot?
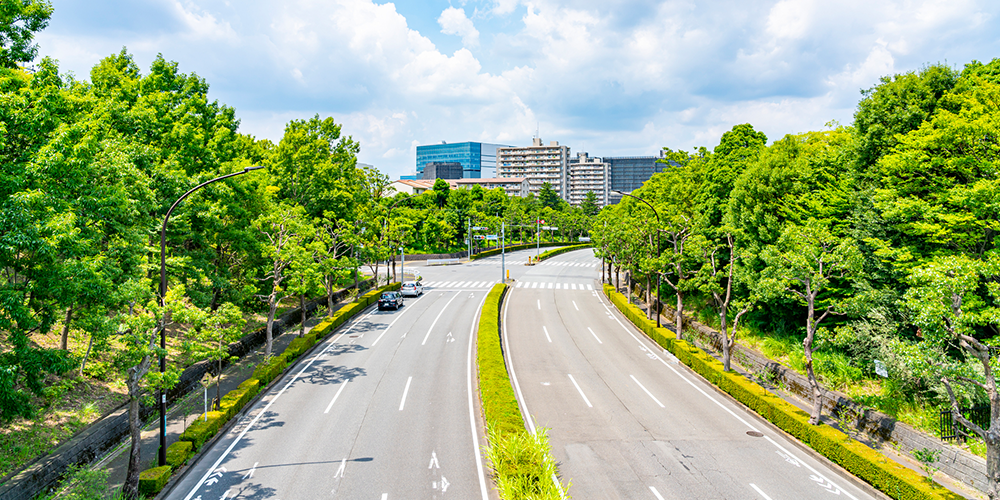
[163,254,525,500]
[502,248,879,500]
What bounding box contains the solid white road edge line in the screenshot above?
[750,483,774,500]
[181,304,374,500]
[372,294,427,345]
[568,374,593,408]
[423,292,461,345]
[630,374,664,408]
[595,293,860,500]
[649,486,666,500]
[399,376,413,411]
[503,287,536,435]
[323,380,349,414]
[467,292,491,500]
[543,326,552,343]
[587,327,602,344]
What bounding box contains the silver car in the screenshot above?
[401,281,423,297]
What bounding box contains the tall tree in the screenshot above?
[760,220,862,424]
[0,0,52,68]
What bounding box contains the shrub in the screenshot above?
[536,243,591,261]
[138,466,171,495]
[166,440,193,470]
[485,426,566,499]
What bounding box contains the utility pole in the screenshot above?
[501,220,506,282]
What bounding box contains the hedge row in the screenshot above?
[602,284,962,500]
[477,283,565,498]
[470,242,571,260]
[476,283,524,436]
[139,282,401,495]
[535,243,591,262]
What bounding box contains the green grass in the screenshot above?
[485,427,568,500]
[36,464,137,500]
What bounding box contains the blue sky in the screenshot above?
[33,0,1000,179]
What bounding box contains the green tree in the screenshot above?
[760,220,862,425]
[0,0,52,68]
[253,202,313,357]
[537,182,562,210]
[904,253,1000,498]
[178,297,244,411]
[579,191,599,217]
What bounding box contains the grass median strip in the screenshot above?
[602,284,961,500]
[477,283,569,499]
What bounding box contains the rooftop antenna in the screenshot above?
[535,122,539,140]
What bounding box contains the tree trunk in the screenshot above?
[59,306,73,351]
[299,292,306,337]
[804,312,823,425]
[265,292,278,358]
[675,292,684,340]
[720,310,731,371]
[215,357,222,411]
[122,393,142,500]
[327,277,335,318]
[646,275,652,320]
[987,435,999,499]
[79,333,95,378]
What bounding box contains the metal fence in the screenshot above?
[940,404,990,441]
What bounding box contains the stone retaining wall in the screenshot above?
[0,279,374,500]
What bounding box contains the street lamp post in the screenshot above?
[400,246,405,284]
[612,190,662,328]
[157,165,262,466]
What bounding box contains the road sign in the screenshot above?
[485,235,498,240]
[473,226,489,230]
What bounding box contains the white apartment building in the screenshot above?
[568,152,610,207]
[497,138,570,200]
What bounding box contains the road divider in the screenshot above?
[476,283,567,499]
[602,284,960,500]
[535,243,592,262]
[144,283,401,497]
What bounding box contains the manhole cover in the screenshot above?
[746,430,764,437]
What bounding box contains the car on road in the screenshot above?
[377,291,403,310]
[401,281,423,297]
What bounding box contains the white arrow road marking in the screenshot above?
[429,451,440,469]
[810,474,844,495]
[241,462,258,480]
[469,292,475,298]
[776,450,801,467]
[334,458,346,478]
[750,483,774,500]
[446,332,455,343]
[441,476,450,492]
[204,467,226,486]
[218,490,230,500]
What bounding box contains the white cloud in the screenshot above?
[438,7,480,48]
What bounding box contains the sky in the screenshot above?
[32,0,1000,179]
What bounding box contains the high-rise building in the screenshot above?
[568,152,610,207]
[421,162,463,180]
[605,151,669,203]
[497,138,571,199]
[415,141,511,179]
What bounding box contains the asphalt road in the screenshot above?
[502,248,880,500]
[164,258,510,500]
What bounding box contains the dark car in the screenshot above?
[378,291,403,310]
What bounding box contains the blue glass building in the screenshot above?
[416,142,510,179]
